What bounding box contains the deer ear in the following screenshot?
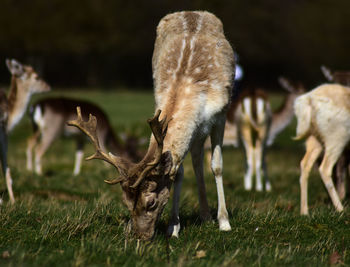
[6,59,24,77]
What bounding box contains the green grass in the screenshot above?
[1,89,350,266]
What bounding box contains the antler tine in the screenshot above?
[67,107,126,181]
[147,110,168,144]
[104,176,125,185]
[129,109,170,189]
[147,109,170,166]
[130,165,153,189]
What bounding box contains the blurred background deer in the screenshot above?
[0,59,50,204]
[206,77,304,191]
[294,83,350,214]
[27,97,144,176]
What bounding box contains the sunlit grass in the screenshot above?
[0,89,349,266]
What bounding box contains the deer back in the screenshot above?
[152,11,234,114]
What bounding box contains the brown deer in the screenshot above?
[26,97,143,175]
[0,59,50,204]
[68,11,234,239]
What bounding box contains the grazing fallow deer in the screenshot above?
[0,59,50,204]
[68,11,234,239]
[220,77,303,192]
[294,83,350,215]
[27,97,143,175]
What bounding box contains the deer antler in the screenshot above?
[130,109,170,189]
[67,107,127,184]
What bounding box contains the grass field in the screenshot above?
[1,89,350,266]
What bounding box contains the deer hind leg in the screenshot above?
[262,146,271,191]
[191,136,212,222]
[255,125,270,192]
[34,121,62,175]
[255,140,271,192]
[241,122,254,190]
[299,136,323,215]
[335,153,348,200]
[319,143,345,212]
[210,119,231,231]
[167,164,184,238]
[26,130,40,171]
[254,138,264,192]
[73,138,84,176]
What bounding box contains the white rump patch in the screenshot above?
[243,98,252,118]
[33,106,45,129]
[256,98,265,123]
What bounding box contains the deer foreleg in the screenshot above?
[254,139,264,192]
[211,119,231,231]
[262,146,271,191]
[34,121,62,175]
[26,130,40,171]
[167,164,184,238]
[191,137,211,221]
[0,128,14,204]
[241,123,254,191]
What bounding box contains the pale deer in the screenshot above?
[209,78,303,192]
[321,65,350,199]
[0,59,50,204]
[68,11,234,239]
[294,83,350,215]
[27,97,143,175]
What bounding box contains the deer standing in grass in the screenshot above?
[0,59,50,204]
[215,78,303,191]
[27,97,143,175]
[321,65,350,200]
[294,83,350,215]
[69,11,234,239]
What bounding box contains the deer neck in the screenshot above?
[267,92,297,145]
[161,94,202,174]
[7,76,32,132]
[273,93,296,125]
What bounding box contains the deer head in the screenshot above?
[68,107,173,240]
[6,59,51,94]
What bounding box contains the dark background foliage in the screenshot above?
[0,0,349,89]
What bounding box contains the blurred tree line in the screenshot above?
[0,0,349,90]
